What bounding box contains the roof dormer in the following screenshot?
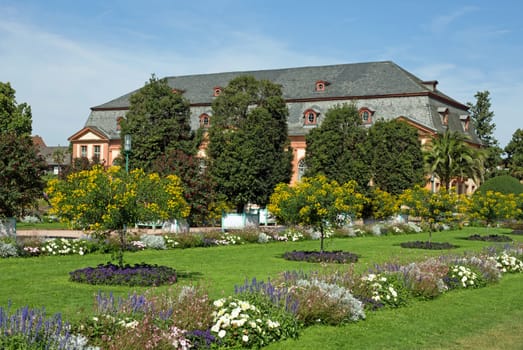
[437,107,449,126]
[213,86,223,97]
[315,80,330,92]
[422,80,438,92]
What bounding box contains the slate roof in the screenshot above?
[91,61,466,110]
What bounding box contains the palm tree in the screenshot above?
[424,131,485,192]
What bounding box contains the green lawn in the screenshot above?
[1,226,522,349]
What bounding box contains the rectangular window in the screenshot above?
[80,145,87,158]
[94,145,101,159]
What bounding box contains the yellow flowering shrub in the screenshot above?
[269,175,368,250]
[46,165,189,232]
[398,186,466,229]
[369,188,399,220]
[468,191,521,226]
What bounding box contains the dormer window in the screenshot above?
[359,107,374,124]
[460,115,470,131]
[303,108,320,125]
[116,116,124,131]
[171,88,184,94]
[315,80,329,92]
[438,107,449,126]
[199,113,211,128]
[213,86,222,97]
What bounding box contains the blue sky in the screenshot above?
[1,0,522,148]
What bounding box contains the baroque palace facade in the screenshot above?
[68,61,482,192]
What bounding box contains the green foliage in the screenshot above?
[424,131,485,191]
[467,91,497,148]
[152,150,217,226]
[477,175,523,195]
[0,134,47,218]
[268,175,367,252]
[367,119,425,194]
[208,75,292,212]
[119,74,195,171]
[468,191,520,226]
[505,128,523,180]
[304,103,371,188]
[0,82,32,136]
[47,166,189,232]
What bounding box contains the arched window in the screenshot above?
[298,158,307,181]
[199,113,211,128]
[359,107,374,124]
[303,109,319,125]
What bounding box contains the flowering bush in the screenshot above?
[140,234,167,249]
[358,273,408,308]
[445,265,483,289]
[292,279,365,325]
[130,240,146,250]
[399,259,449,299]
[0,305,79,350]
[163,235,180,249]
[275,228,305,242]
[211,297,285,348]
[0,241,18,258]
[42,238,91,256]
[491,252,523,273]
[215,232,243,245]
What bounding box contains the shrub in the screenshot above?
[477,175,523,195]
[210,297,289,348]
[445,265,485,289]
[291,279,365,325]
[140,234,167,249]
[399,259,449,299]
[69,263,177,286]
[0,241,18,258]
[0,305,74,350]
[41,238,93,256]
[173,233,204,248]
[275,228,306,242]
[356,273,409,308]
[490,252,523,273]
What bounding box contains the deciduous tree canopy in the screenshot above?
[367,120,424,195]
[207,75,292,212]
[304,104,371,189]
[0,82,46,218]
[119,75,195,170]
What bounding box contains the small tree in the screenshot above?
[468,191,520,227]
[47,166,189,266]
[268,175,367,252]
[398,185,466,241]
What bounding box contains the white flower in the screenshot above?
[213,299,225,308]
[242,335,249,342]
[218,330,226,338]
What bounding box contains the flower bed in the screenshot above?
[69,263,177,286]
[400,241,456,250]
[282,250,359,263]
[467,234,513,242]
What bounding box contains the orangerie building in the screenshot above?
[68,61,482,193]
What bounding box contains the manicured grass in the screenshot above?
[16,221,70,230]
[0,226,522,348]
